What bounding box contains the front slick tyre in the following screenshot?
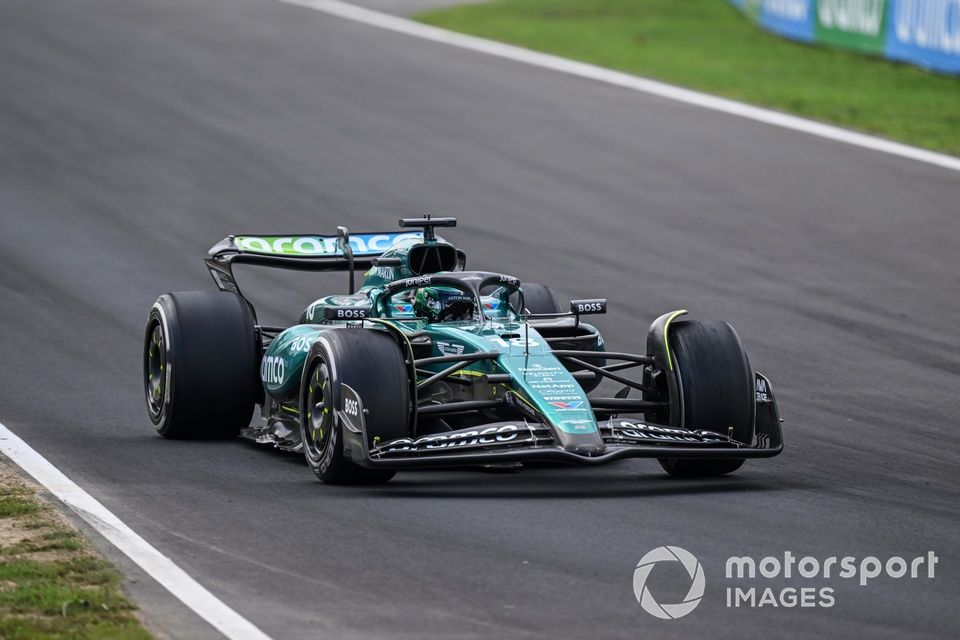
[300,329,409,485]
[658,320,753,478]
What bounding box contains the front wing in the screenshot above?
[341,374,783,470]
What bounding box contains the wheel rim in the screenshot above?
[305,360,333,459]
[145,322,166,418]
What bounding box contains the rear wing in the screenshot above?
[204,227,426,298]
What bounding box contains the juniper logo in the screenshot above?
[633,546,705,620]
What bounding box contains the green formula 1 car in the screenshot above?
[143,216,782,484]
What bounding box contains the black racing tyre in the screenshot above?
[658,320,753,477]
[144,291,258,438]
[519,283,562,314]
[300,329,409,485]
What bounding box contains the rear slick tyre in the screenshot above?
[144,291,258,438]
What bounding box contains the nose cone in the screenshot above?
[561,432,606,457]
[571,443,604,456]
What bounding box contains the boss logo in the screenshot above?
[322,306,371,320]
[290,336,314,352]
[570,299,607,315]
[344,397,359,416]
[260,356,285,385]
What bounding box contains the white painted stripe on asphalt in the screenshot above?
[278,0,960,174]
[0,420,272,640]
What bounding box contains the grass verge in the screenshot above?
[417,0,960,155]
[0,460,152,640]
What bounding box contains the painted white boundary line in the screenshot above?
[279,0,960,174]
[0,420,272,640]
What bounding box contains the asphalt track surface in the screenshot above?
[1,0,958,638]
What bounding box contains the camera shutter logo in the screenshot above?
[633,546,705,619]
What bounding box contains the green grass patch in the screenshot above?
[0,489,40,519]
[417,0,960,155]
[1,464,152,639]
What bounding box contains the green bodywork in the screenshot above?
[263,320,598,436]
[261,235,604,437]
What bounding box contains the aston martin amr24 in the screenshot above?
[144,216,782,484]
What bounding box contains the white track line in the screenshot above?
[0,420,272,640]
[278,0,960,174]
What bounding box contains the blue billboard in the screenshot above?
[729,0,960,74]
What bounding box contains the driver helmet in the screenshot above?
[413,287,475,322]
